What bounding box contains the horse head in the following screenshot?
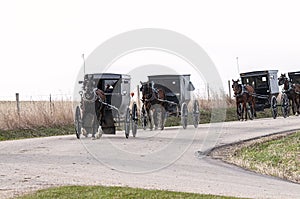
[232,79,242,96]
[278,73,287,86]
[278,73,289,90]
[83,77,96,100]
[140,81,152,100]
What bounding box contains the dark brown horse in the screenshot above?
[80,77,99,138]
[140,81,167,130]
[232,79,256,120]
[278,74,300,115]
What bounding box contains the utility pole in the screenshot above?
[82,53,86,75]
[236,57,240,76]
[228,80,231,98]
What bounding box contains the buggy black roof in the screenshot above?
[148,74,191,78]
[288,71,300,77]
[240,70,278,77]
[84,73,130,80]
[288,71,300,83]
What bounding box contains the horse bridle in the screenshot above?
[232,82,243,97]
[141,82,157,102]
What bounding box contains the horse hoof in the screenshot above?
[96,131,103,139]
[81,129,88,137]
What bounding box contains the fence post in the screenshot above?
[16,93,20,115]
[228,80,232,98]
[207,83,210,100]
[49,94,53,114]
[16,93,20,127]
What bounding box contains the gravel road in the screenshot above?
[0,116,300,199]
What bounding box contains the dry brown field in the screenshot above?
[0,101,73,130]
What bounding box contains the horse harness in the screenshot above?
[234,84,249,97]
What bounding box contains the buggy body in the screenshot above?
[240,70,279,111]
[148,74,195,116]
[75,73,136,138]
[141,74,199,129]
[288,71,300,84]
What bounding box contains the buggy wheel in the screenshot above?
[281,93,289,118]
[181,103,188,129]
[193,100,200,128]
[141,105,147,130]
[75,106,82,139]
[125,107,130,138]
[131,103,138,137]
[271,96,278,119]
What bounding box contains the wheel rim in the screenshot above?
[181,103,188,129]
[75,106,81,139]
[193,101,200,128]
[125,108,130,138]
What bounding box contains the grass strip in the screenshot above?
[229,132,300,183]
[17,185,244,199]
[0,125,74,141]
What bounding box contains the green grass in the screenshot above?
[231,132,300,183]
[17,185,244,199]
[0,125,74,141]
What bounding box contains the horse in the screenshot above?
[278,73,300,115]
[140,81,167,130]
[94,85,116,137]
[232,79,256,120]
[80,77,99,138]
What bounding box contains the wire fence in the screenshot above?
[0,93,73,101]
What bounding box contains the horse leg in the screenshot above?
[292,98,296,115]
[295,94,300,116]
[160,105,166,130]
[147,108,153,130]
[236,101,241,120]
[153,107,160,130]
[298,95,300,115]
[243,102,247,121]
[252,98,257,117]
[241,104,244,121]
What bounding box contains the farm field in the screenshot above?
[0,100,73,130]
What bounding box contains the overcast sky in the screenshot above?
[1,0,300,100]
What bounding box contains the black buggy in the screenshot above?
[74,73,138,139]
[140,74,200,129]
[288,71,300,84]
[287,71,300,115]
[240,70,289,119]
